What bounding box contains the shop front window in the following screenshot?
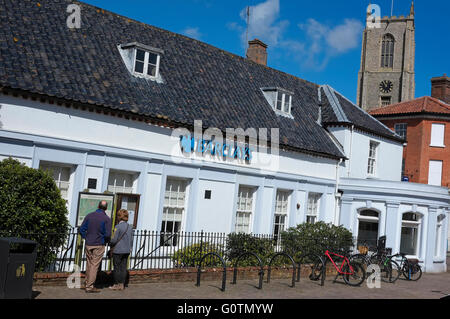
[357,210,379,247]
[400,213,422,256]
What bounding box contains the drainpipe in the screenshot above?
[347,125,354,177]
[335,158,343,225]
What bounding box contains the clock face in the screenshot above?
[379,80,393,93]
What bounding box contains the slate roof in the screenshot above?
[0,0,401,159]
[319,86,403,142]
[369,96,450,117]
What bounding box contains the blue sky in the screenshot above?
[81,0,449,103]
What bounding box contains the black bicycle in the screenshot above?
[389,253,422,281]
[351,243,400,283]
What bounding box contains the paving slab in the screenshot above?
[32,271,450,299]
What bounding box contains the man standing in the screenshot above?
[79,200,112,293]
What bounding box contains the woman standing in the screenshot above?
[109,209,133,291]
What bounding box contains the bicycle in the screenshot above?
[350,238,400,284]
[367,249,401,283]
[389,253,422,281]
[310,249,366,286]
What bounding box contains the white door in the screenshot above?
[428,160,443,186]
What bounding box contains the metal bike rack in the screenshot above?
[266,252,296,288]
[293,252,316,283]
[300,253,326,286]
[231,252,264,289]
[195,252,227,292]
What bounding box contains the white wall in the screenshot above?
[328,126,403,181]
[195,179,236,233]
[0,95,338,181]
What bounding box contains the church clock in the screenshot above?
[379,80,393,94]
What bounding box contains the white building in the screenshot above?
[0,0,448,272]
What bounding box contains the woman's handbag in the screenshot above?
[107,224,129,259]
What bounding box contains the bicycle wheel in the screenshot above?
[402,264,422,281]
[350,254,369,268]
[342,261,366,286]
[380,259,401,283]
[309,256,324,281]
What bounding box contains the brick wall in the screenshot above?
[33,265,340,287]
[380,117,450,187]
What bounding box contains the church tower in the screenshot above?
[357,2,415,111]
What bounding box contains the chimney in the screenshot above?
[246,39,268,66]
[431,74,450,104]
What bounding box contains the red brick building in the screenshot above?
[370,75,450,187]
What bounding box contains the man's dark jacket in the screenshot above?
[79,209,112,246]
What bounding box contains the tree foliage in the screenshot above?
[0,158,70,270]
[281,221,354,263]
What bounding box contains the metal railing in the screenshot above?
[0,228,367,273]
[0,228,280,272]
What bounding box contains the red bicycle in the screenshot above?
[310,250,366,286]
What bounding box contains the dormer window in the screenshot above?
[276,91,292,114]
[261,87,294,118]
[134,48,159,78]
[118,42,164,83]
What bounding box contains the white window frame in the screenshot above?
[357,210,380,246]
[428,160,443,186]
[39,162,74,206]
[434,214,446,259]
[133,48,161,79]
[367,141,379,177]
[380,96,392,107]
[107,170,137,194]
[400,213,422,258]
[306,193,321,224]
[275,91,292,115]
[273,190,290,242]
[161,178,188,246]
[394,123,407,139]
[235,186,256,234]
[430,123,445,148]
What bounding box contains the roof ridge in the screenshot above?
[321,85,348,122]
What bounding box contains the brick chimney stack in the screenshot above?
[246,39,268,66]
[431,74,450,104]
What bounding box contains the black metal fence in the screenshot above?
[0,228,278,272]
[0,228,368,273]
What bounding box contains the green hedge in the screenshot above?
[225,233,277,266]
[0,158,70,271]
[172,242,224,267]
[281,221,354,263]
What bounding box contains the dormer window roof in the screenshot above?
[118,42,164,82]
[261,87,294,118]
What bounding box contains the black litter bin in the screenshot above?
[0,237,38,299]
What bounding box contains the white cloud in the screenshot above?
[228,0,363,71]
[183,27,202,40]
[229,0,288,48]
[326,19,364,53]
[297,18,363,70]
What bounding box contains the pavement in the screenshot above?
[32,271,450,299]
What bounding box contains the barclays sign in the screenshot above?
[180,135,253,162]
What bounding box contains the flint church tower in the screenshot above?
[357,2,415,111]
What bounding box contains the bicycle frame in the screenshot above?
[324,250,355,275]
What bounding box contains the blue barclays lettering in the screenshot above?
[180,135,252,162]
